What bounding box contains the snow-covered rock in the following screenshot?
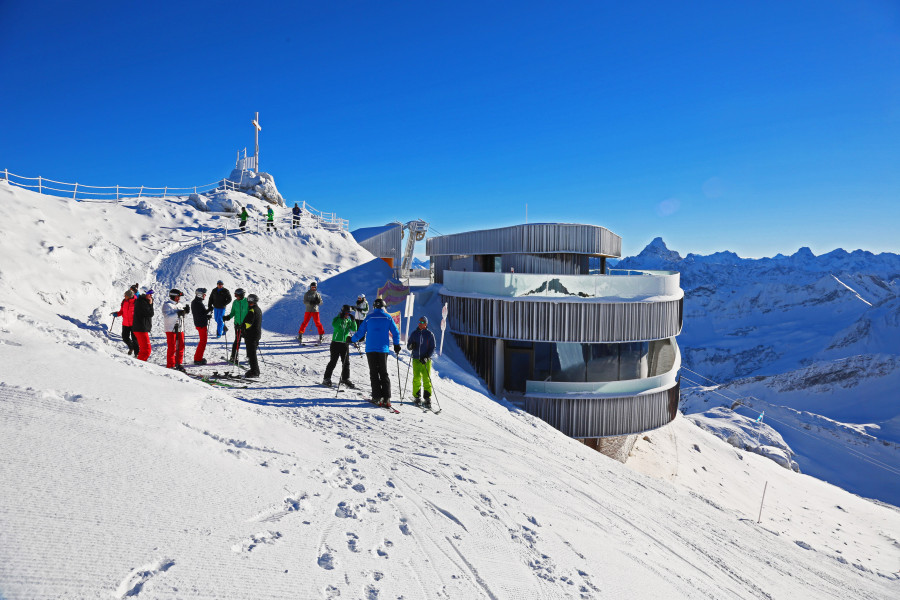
[227,169,285,206]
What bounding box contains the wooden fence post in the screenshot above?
[194,186,197,194]
[163,186,167,198]
[116,185,119,200]
[138,185,143,198]
[38,176,42,194]
[3,168,7,181]
[73,183,78,199]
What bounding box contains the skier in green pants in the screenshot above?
[406,316,436,407]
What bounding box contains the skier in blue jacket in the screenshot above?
[350,297,401,407]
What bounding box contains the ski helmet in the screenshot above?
[418,315,428,325]
[234,288,245,297]
[196,287,207,296]
[247,293,258,304]
[169,288,183,298]
[310,281,317,288]
[373,298,385,309]
[341,304,352,316]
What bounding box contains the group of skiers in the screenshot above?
[112,279,436,408]
[112,281,263,378]
[306,283,435,409]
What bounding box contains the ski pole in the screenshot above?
[395,351,403,405]
[429,366,442,412]
[401,356,412,402]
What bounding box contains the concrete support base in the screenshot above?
[579,434,638,463]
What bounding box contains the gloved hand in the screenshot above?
[183,305,191,314]
[110,311,117,316]
[223,325,229,332]
[177,309,186,317]
[419,357,428,365]
[408,341,418,350]
[353,343,361,351]
[224,315,232,321]
[393,344,401,354]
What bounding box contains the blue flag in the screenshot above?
[756,411,765,423]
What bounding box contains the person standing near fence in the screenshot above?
[207,280,232,339]
[112,289,139,356]
[267,206,276,232]
[191,287,211,365]
[298,281,325,345]
[239,206,249,232]
[224,288,249,364]
[132,290,155,361]
[292,203,302,229]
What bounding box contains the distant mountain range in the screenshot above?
[619,238,900,505]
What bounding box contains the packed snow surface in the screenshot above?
[0,182,898,599]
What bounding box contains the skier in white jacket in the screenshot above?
[162,288,190,370]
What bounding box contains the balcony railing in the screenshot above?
[442,269,681,301]
[525,343,680,398]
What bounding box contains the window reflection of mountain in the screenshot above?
[522,277,591,298]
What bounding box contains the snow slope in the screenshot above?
[0,182,898,599]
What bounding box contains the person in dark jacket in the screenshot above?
[292,203,302,229]
[323,305,358,388]
[207,280,232,338]
[407,316,437,407]
[191,287,212,365]
[241,293,263,378]
[112,289,138,355]
[132,290,155,361]
[350,297,401,407]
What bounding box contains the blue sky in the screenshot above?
[1,0,898,257]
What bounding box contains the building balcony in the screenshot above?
[441,269,681,302]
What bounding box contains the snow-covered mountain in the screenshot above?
[1,183,898,598]
[619,238,900,506]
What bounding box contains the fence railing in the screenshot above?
[0,168,240,200]
[236,156,257,171]
[1,168,350,231]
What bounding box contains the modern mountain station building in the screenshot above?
[427,223,682,457]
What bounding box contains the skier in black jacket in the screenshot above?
[207,280,232,338]
[132,290,155,361]
[191,288,212,365]
[241,293,263,378]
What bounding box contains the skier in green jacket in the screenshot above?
[224,288,249,363]
[266,206,276,232]
[322,304,358,388]
[239,207,249,232]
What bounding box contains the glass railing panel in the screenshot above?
[442,270,680,300]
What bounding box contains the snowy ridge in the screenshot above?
[621,238,900,506]
[0,187,898,598]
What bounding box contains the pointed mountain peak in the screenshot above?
[636,237,682,263]
[793,246,816,259]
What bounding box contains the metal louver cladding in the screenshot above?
[426,223,622,258]
[442,295,683,343]
[525,382,680,438]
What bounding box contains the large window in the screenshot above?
[503,340,649,391]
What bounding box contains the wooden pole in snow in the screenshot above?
[757,481,768,523]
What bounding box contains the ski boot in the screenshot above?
[340,380,356,389]
[322,378,332,387]
[413,395,422,407]
[318,334,324,345]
